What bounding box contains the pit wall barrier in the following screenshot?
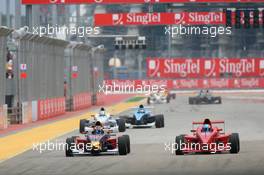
[72,93,92,111]
[96,93,106,106]
[22,102,32,124]
[35,93,107,121]
[104,78,264,90]
[37,97,66,120]
[72,92,106,111]
[0,93,134,130]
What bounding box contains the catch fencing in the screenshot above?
[0,27,12,129]
[65,43,93,111]
[0,27,107,127]
[14,32,68,122]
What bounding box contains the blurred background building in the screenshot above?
[1,1,264,80]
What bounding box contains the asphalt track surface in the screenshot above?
[1,94,264,175]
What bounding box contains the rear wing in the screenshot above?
[192,120,225,125]
[130,106,154,110]
[84,127,117,135]
[126,106,155,115]
[192,120,225,134]
[90,113,113,118]
[130,106,155,112]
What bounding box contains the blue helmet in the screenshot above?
[202,124,211,132]
[95,129,103,135]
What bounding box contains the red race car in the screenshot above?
[175,118,240,155]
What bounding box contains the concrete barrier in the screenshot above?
[0,105,8,129]
[37,97,66,120]
[73,92,92,111]
[22,102,32,124]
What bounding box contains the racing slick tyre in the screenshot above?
[155,115,164,128]
[119,115,131,127]
[161,115,165,127]
[123,135,130,153]
[175,135,185,155]
[147,97,150,105]
[117,119,126,132]
[229,133,240,154]
[217,97,222,104]
[65,137,75,157]
[166,96,170,103]
[193,99,199,104]
[118,136,128,155]
[189,98,193,105]
[79,119,88,133]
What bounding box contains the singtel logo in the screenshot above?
[210,79,229,87]
[164,59,200,77]
[179,80,199,88]
[219,59,255,77]
[240,79,259,87]
[146,80,167,86]
[188,12,224,24]
[112,13,161,25]
[127,13,161,25]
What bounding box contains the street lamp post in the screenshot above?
[67,41,79,111]
[91,45,105,105]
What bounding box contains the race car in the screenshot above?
[189,89,222,104]
[169,91,176,100]
[120,104,165,128]
[175,118,240,155]
[66,121,130,156]
[79,107,126,134]
[147,90,175,104]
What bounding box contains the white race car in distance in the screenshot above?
[79,110,126,134]
[147,91,171,104]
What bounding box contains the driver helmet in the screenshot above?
[94,121,103,134]
[202,124,211,132]
[139,104,145,113]
[99,107,106,116]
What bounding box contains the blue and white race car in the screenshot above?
[79,108,126,134]
[121,105,165,128]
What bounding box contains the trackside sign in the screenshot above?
[94,12,225,26]
[147,58,264,78]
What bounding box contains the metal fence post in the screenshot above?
[1,28,13,126]
[65,42,95,111]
